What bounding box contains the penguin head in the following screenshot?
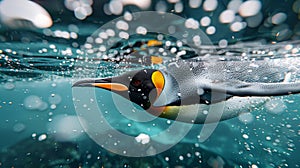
[73,69,165,110]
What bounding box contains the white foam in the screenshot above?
[135,133,150,144]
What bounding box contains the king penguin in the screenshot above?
[73,60,300,124]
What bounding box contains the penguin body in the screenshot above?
[73,59,300,124]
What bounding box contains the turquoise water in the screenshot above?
[1,0,300,167]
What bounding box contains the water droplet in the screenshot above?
[242,134,249,139]
[50,104,57,110]
[197,88,204,95]
[38,102,48,111]
[203,110,208,115]
[38,134,47,141]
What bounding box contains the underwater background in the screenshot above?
[0,0,300,167]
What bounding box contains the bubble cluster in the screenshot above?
[64,0,93,20]
[23,95,51,111]
[105,0,151,15]
[47,115,86,141]
[43,29,78,40]
[265,99,287,114]
[238,112,254,124]
[24,95,44,110]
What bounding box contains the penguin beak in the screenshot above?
[72,78,129,92]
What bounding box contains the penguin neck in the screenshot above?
[147,105,180,121]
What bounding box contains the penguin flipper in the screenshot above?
[201,81,300,97]
[199,91,233,104]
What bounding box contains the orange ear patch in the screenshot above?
[147,40,163,47]
[151,71,165,97]
[92,83,128,91]
[151,56,163,64]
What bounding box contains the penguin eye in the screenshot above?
[132,80,142,86]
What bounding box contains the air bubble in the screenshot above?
[136,26,147,35]
[174,2,183,13]
[38,102,49,111]
[197,88,204,95]
[203,0,218,11]
[242,134,249,139]
[50,104,57,110]
[109,0,123,15]
[116,20,129,30]
[238,112,254,124]
[266,136,271,141]
[38,134,47,141]
[155,1,167,13]
[189,0,202,8]
[200,16,211,27]
[230,22,245,32]
[239,0,262,17]
[24,95,43,110]
[219,10,235,23]
[206,26,216,35]
[4,82,15,90]
[218,39,228,48]
[124,11,132,21]
[271,12,287,25]
[265,99,286,114]
[48,94,62,105]
[13,123,26,132]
